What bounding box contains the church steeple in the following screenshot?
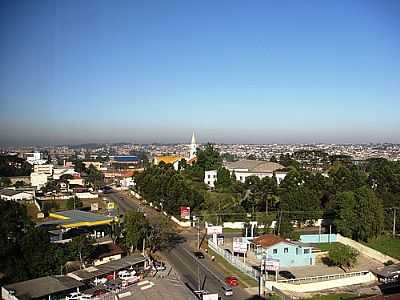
[189,131,197,159]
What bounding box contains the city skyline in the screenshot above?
[1,0,400,145]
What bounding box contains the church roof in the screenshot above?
[224,160,284,173]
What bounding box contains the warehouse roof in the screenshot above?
[3,276,83,300]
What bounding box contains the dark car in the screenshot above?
[279,271,296,279]
[194,251,205,259]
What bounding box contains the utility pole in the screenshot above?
[393,208,397,237]
[197,218,200,250]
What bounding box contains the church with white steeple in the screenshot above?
[189,131,197,160]
[153,132,198,170]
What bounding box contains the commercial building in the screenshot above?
[33,164,53,175]
[204,159,287,188]
[2,276,83,300]
[39,210,114,229]
[153,155,184,171]
[0,189,33,201]
[252,234,315,267]
[25,152,47,165]
[67,255,147,282]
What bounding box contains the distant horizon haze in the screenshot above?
[1,1,399,145]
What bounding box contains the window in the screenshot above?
[208,174,210,179]
[284,248,288,253]
[214,175,216,178]
[207,181,210,185]
[296,248,299,255]
[304,249,310,254]
[272,249,278,254]
[240,176,243,181]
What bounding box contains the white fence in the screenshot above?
[208,238,260,280]
[277,270,370,284]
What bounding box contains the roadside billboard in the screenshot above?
[264,258,280,271]
[180,206,190,220]
[233,237,247,253]
[207,225,223,235]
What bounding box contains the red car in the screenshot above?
[225,276,239,286]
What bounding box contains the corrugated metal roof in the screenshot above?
[4,276,84,299]
[67,255,147,281]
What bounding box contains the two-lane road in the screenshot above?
[107,190,252,300]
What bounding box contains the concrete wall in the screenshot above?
[300,234,337,243]
[337,234,399,263]
[265,272,376,293]
[170,216,191,227]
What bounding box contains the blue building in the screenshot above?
[252,234,315,267]
[111,155,139,164]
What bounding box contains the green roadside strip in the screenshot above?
[308,293,354,300]
[207,248,258,288]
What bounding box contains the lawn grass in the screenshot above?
[223,228,243,233]
[308,293,353,300]
[207,248,258,288]
[366,235,400,260]
[316,242,339,252]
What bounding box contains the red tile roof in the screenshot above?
[252,234,286,248]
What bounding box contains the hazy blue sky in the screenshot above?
[1,0,399,145]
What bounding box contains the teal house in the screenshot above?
[252,234,315,267]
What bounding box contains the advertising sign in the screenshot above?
[107,202,115,210]
[265,258,280,271]
[233,237,248,253]
[180,206,191,220]
[91,203,99,211]
[207,225,223,235]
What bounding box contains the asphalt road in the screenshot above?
[107,190,254,300]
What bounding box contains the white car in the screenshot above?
[66,292,81,300]
[93,277,107,285]
[118,270,136,280]
[79,294,92,300]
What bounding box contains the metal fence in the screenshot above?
[208,238,260,280]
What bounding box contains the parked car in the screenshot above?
[93,289,107,297]
[152,261,166,271]
[66,292,81,300]
[222,286,233,296]
[118,270,137,280]
[194,251,205,259]
[279,271,296,279]
[225,276,239,286]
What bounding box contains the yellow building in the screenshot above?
[153,155,185,170]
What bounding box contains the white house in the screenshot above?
[0,189,33,201]
[204,159,287,188]
[30,172,48,188]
